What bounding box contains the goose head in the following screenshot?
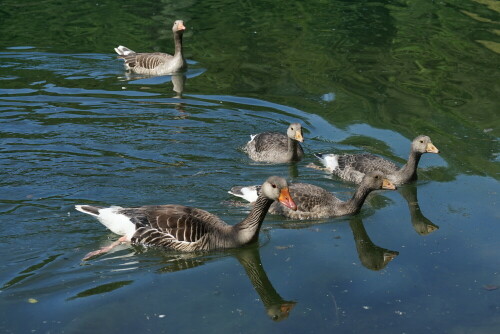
[173,20,186,34]
[361,171,396,191]
[267,302,297,321]
[286,123,304,143]
[261,176,297,210]
[412,135,439,154]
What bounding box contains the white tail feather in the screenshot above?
[114,45,135,56]
[75,205,99,216]
[228,186,259,203]
[317,153,339,171]
[75,205,135,240]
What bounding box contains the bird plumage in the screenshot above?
[115,20,187,75]
[315,135,439,185]
[244,123,304,163]
[76,176,297,258]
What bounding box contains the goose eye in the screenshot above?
[420,140,424,143]
[291,127,294,131]
[271,184,277,188]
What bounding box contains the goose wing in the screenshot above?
[118,205,224,249]
[121,52,173,70]
[288,183,339,212]
[337,153,399,175]
[253,132,287,152]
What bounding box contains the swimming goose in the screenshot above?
[244,123,304,163]
[76,176,297,259]
[314,135,439,185]
[114,20,187,75]
[229,171,396,220]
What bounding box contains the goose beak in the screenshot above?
[382,179,396,190]
[294,130,304,143]
[279,187,297,211]
[178,22,186,31]
[426,143,439,153]
[383,252,399,263]
[280,302,296,316]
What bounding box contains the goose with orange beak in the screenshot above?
[76,176,296,260]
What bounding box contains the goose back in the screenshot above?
[331,153,399,184]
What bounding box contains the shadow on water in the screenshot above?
[66,280,133,301]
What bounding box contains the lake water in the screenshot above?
[1,0,499,333]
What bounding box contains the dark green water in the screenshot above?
[1,0,499,333]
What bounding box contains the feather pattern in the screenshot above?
[315,135,439,185]
[244,123,304,163]
[75,176,297,254]
[114,20,187,75]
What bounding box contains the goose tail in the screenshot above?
[75,205,135,239]
[75,205,102,217]
[228,185,260,203]
[114,45,135,56]
[315,152,339,170]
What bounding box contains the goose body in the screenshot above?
[229,172,396,220]
[315,135,439,185]
[76,176,296,259]
[115,20,187,75]
[244,123,304,163]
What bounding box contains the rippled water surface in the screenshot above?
[1,0,499,333]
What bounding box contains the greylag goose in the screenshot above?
[114,20,187,75]
[229,171,396,220]
[244,123,304,163]
[76,176,297,259]
[314,135,439,185]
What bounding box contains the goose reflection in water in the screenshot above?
[119,71,187,113]
[348,216,399,271]
[307,164,439,235]
[169,73,186,114]
[235,246,296,321]
[398,184,439,235]
[155,246,296,322]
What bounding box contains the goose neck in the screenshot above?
[234,195,273,245]
[287,137,300,160]
[398,150,422,180]
[174,32,184,57]
[343,184,372,215]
